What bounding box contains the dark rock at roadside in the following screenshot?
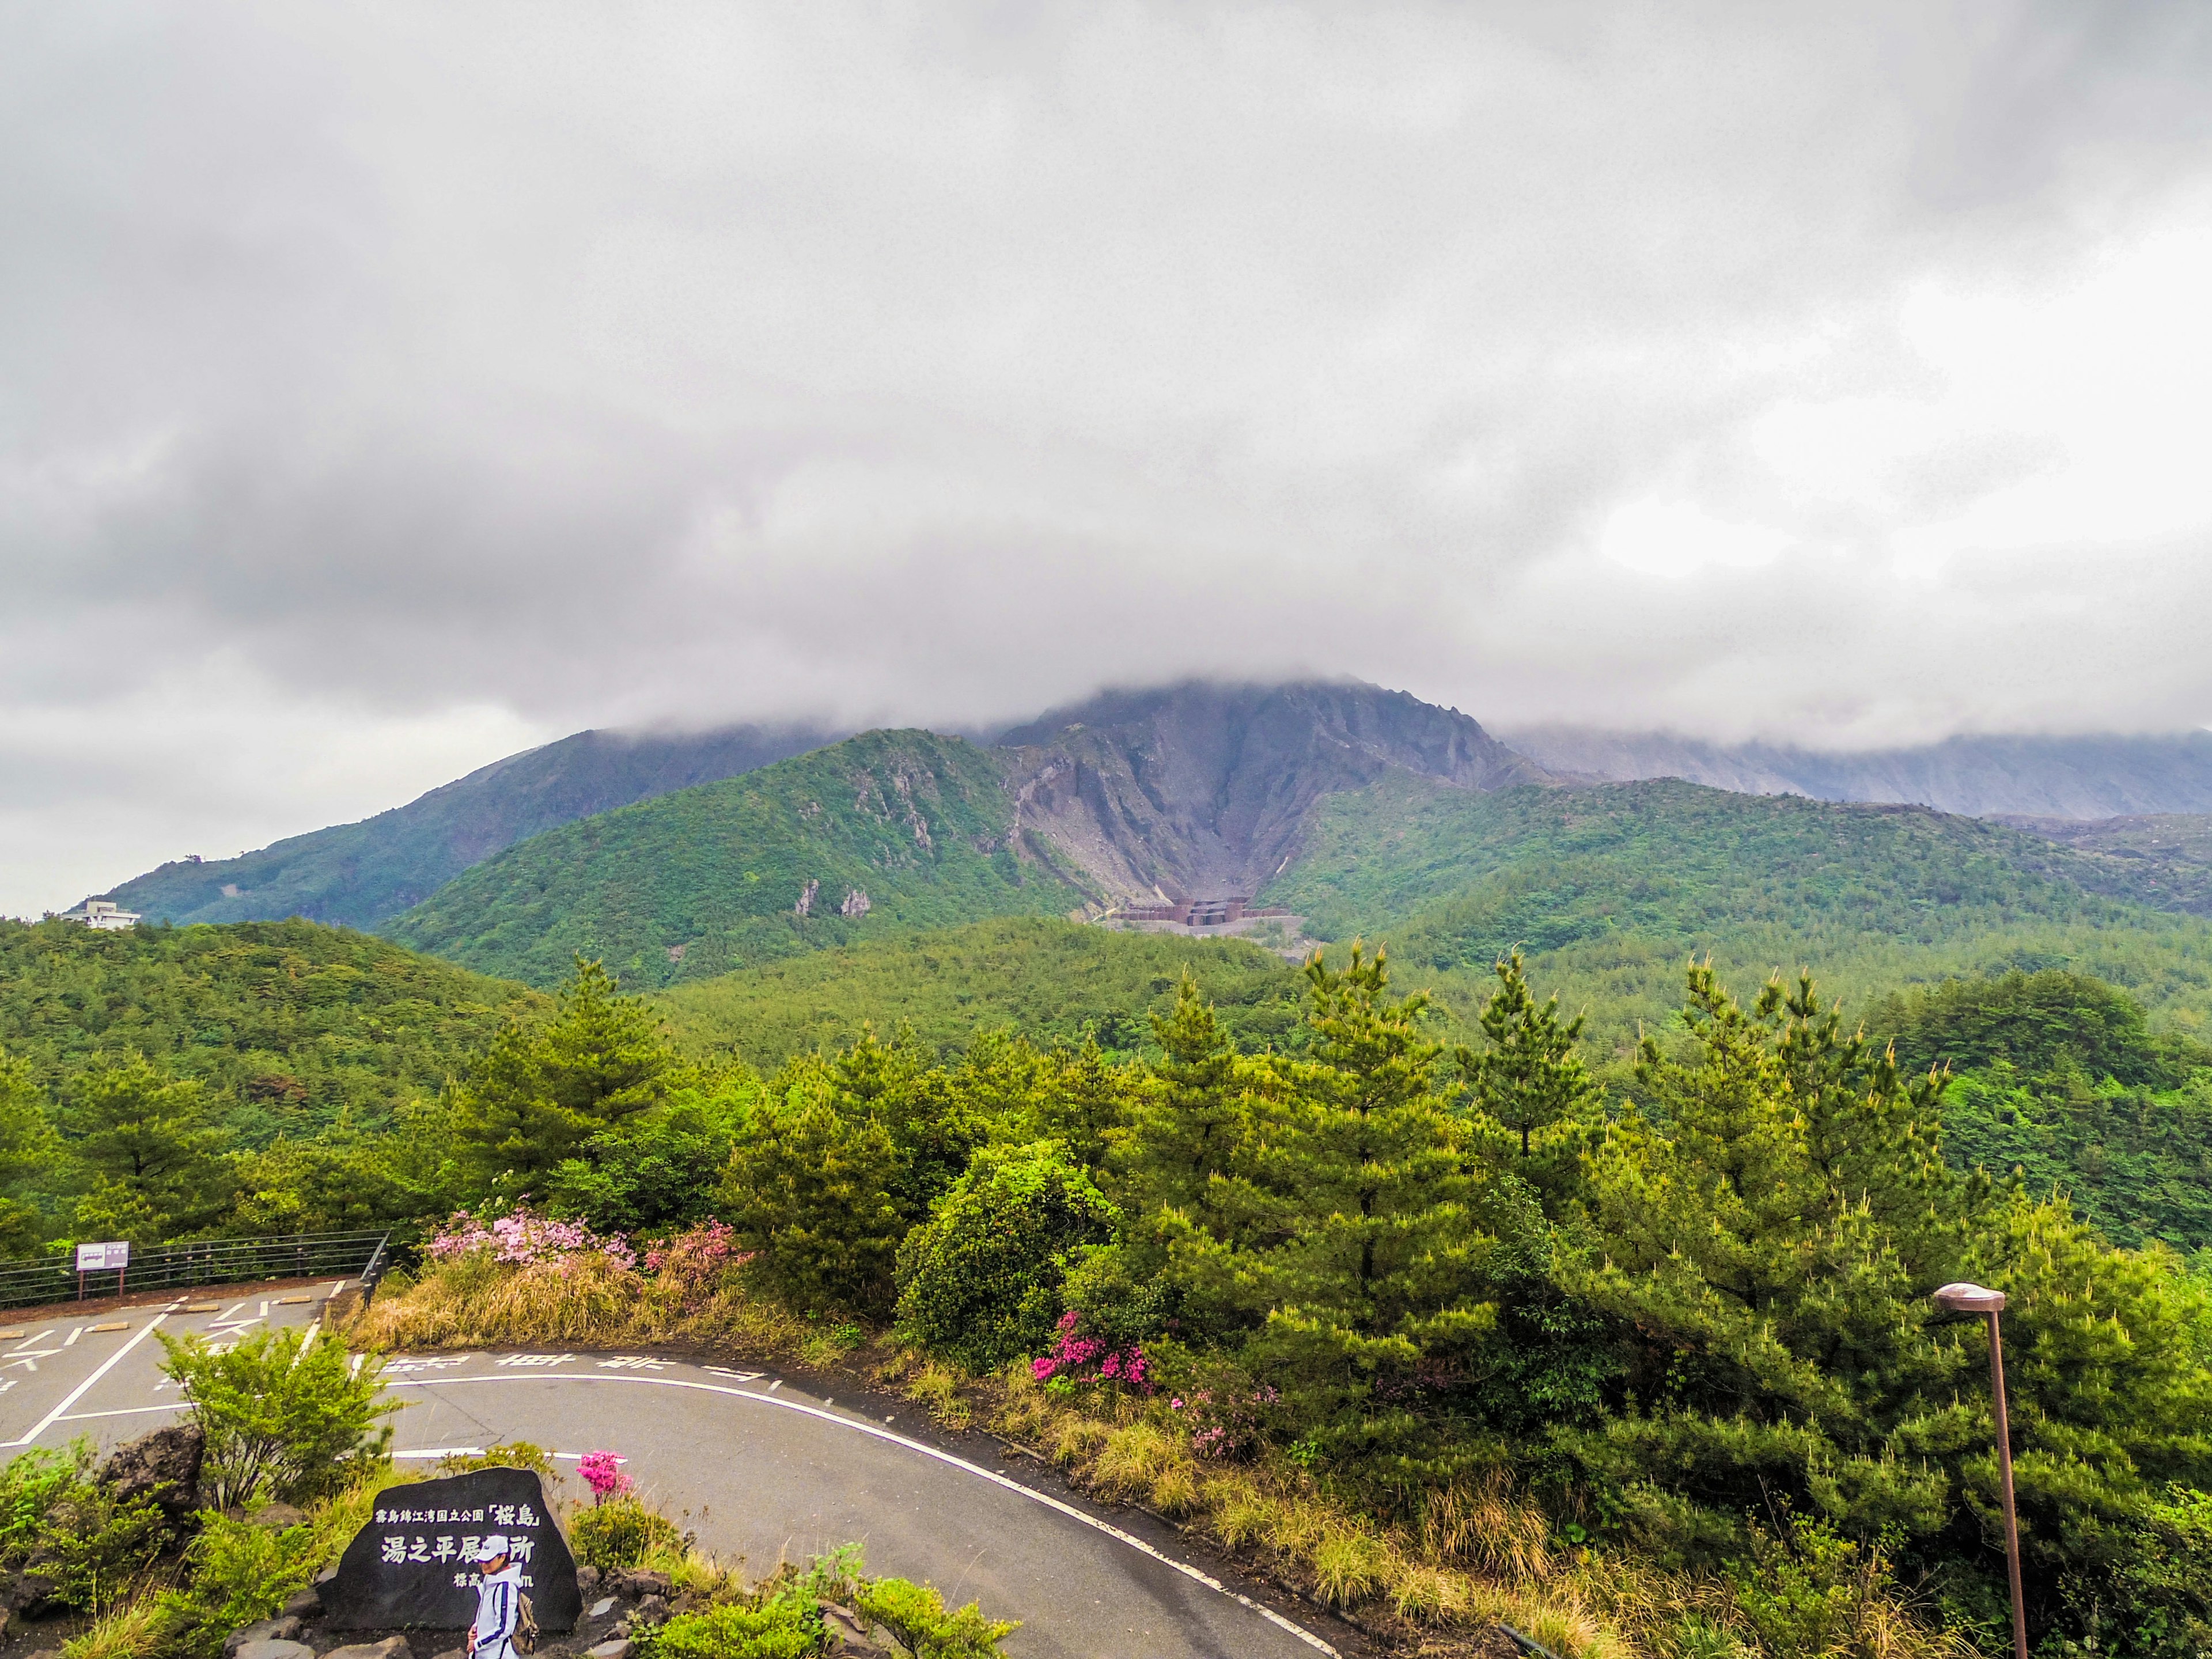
[96,1423,206,1524]
[323,1468,579,1633]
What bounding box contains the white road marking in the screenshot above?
[393,1447,487,1459]
[218,1300,248,1320]
[6,1331,52,1353]
[56,1403,185,1423]
[65,1326,84,1347]
[5,1310,171,1448]
[380,1370,1340,1655]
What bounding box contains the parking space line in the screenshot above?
[5,1308,173,1449]
[56,1403,184,1423]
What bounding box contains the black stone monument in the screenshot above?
[324,1468,580,1632]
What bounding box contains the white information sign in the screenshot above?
[75,1240,130,1271]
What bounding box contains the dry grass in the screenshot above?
[348,1253,814,1358]
[984,1368,1982,1659]
[350,1261,1974,1659]
[876,1350,974,1429]
[989,1368,1610,1651]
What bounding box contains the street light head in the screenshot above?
[1934,1282,2007,1314]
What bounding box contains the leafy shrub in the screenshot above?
[437,1441,556,1478]
[34,1481,171,1611]
[154,1513,320,1656]
[893,1142,1116,1372]
[545,1104,739,1237]
[0,1444,89,1566]
[159,1327,396,1508]
[568,1497,685,1572]
[855,1576,1017,1658]
[721,1088,904,1313]
[636,1600,820,1659]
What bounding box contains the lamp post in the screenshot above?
[1934,1282,2027,1659]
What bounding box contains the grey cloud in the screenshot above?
[5,1,2212,911]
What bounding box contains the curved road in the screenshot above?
[0,1289,1354,1659]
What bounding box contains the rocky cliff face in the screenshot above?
[995,680,1548,903]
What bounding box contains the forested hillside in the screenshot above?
[384,730,1094,988]
[653,916,1305,1066]
[0,918,537,1246]
[104,721,839,929]
[1266,774,2212,1056]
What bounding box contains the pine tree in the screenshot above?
[450,957,674,1192]
[721,1079,902,1314]
[60,1052,233,1238]
[1117,972,1252,1226]
[1457,950,1600,1209]
[1238,946,1493,1470]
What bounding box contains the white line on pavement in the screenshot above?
[65,1327,83,1347]
[384,1371,1339,1656]
[6,1307,174,1449]
[54,1403,183,1423]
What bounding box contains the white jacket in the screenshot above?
[470,1563,524,1656]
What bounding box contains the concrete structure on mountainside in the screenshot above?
[56,899,141,930]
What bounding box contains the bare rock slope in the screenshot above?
[997,680,1548,905]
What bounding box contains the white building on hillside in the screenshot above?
[57,900,141,930]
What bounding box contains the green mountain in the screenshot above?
[1502,722,2212,819]
[1263,773,2212,1058]
[101,721,840,929]
[381,683,1550,989]
[651,915,1306,1067]
[382,730,1100,988]
[0,917,539,1147]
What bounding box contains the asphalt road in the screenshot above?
[0,1291,1349,1659]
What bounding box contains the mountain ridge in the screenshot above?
[1502,724,2212,819]
[101,721,844,929]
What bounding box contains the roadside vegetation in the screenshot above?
[335,946,2212,1659]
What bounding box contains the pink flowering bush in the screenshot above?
[1029,1310,1152,1392]
[427,1203,638,1272]
[641,1217,751,1298]
[578,1449,634,1504]
[1166,1376,1281,1461]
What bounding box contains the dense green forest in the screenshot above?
[383,730,1092,988]
[652,916,1306,1066]
[10,910,2212,1651]
[358,953,2212,1653]
[0,919,538,1246]
[1265,775,2212,1059]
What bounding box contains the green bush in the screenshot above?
[720,1086,904,1313]
[0,1444,89,1566]
[637,1600,820,1659]
[893,1142,1116,1372]
[437,1442,556,1478]
[567,1498,685,1573]
[854,1576,1017,1658]
[158,1327,397,1508]
[153,1513,321,1657]
[32,1482,170,1612]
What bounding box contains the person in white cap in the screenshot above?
[467,1536,523,1659]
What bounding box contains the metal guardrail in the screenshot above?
[0,1229,392,1311]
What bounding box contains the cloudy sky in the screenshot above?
[6,2,2212,914]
